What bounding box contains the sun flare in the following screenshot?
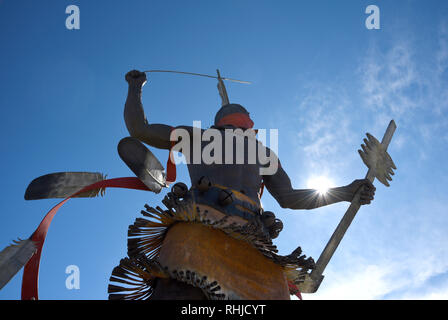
[306,176,335,195]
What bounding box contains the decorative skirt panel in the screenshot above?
[108,184,315,300]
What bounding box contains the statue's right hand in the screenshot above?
[125,70,147,87]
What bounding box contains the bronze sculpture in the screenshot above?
[0,68,396,300]
[107,70,378,299]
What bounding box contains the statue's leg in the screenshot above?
[118,137,167,193]
[150,277,207,300]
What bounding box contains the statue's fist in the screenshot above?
[125,70,147,87]
[347,178,376,205]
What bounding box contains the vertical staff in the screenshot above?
[300,120,397,293]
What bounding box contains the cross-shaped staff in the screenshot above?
[298,120,397,293]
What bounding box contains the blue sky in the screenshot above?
[0,0,447,300]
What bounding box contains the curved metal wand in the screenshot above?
[143,69,251,84]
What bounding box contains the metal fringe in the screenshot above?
[108,256,167,300]
[108,255,227,300]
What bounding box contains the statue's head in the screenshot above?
[214,104,254,129]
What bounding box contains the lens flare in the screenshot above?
[306,176,335,195]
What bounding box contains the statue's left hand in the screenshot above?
[346,179,376,205]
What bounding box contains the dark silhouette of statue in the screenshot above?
[116,70,375,299]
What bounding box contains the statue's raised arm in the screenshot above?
[124,70,173,150]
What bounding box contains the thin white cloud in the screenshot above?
[400,286,448,300]
[360,22,448,145]
[360,42,420,134]
[292,84,360,185]
[305,261,448,300]
[436,21,448,75]
[304,264,398,300]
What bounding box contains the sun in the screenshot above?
[306,175,335,195]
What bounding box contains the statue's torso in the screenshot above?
[181,127,268,204]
